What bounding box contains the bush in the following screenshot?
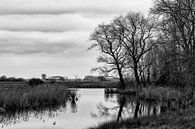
[28,78,44,87]
[97,76,107,81]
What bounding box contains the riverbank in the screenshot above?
[90,85,195,129]
[106,85,194,102]
[89,106,195,129]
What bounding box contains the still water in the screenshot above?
[0,89,163,129]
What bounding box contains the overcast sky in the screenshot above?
[0,0,153,79]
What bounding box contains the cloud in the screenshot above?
[0,0,153,33]
[0,41,76,55]
[0,0,153,78]
[0,14,99,32]
[0,0,152,15]
[0,13,118,32]
[0,30,89,55]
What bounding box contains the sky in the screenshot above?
[0,0,153,79]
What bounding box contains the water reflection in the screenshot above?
[0,89,186,129]
[0,108,62,128]
[0,92,71,128]
[68,89,80,113]
[92,92,179,122]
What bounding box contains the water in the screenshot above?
[0,88,169,129]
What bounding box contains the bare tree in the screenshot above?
[151,0,195,86]
[90,24,127,89]
[112,12,155,85]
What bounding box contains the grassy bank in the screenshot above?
[89,86,195,129]
[89,106,195,129]
[0,85,70,111]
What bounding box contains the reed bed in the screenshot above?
[0,85,70,111]
[138,86,193,101]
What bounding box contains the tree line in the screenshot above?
[90,0,195,89]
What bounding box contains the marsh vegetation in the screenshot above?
[0,0,194,128]
[0,84,70,112]
[1,88,193,129]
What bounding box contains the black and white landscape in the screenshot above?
[0,0,194,129]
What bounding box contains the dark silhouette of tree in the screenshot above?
[41,74,47,80]
[151,0,195,87]
[89,1,194,88]
[28,78,44,87]
[112,12,155,85]
[90,24,127,89]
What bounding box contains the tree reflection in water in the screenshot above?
[92,93,163,122]
[68,89,80,113]
[0,89,186,128]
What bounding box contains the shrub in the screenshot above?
[28,78,44,87]
[97,76,107,81]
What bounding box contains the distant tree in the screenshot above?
[59,77,65,81]
[90,24,127,89]
[16,78,25,82]
[28,78,44,87]
[0,75,7,81]
[97,76,107,81]
[41,74,47,80]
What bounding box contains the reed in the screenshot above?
[138,86,183,101]
[0,85,70,111]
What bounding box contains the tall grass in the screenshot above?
[139,86,183,101]
[0,85,70,111]
[138,86,195,108]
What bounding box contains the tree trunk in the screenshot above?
[133,62,140,86]
[147,67,150,84]
[116,63,125,89]
[192,58,195,89]
[185,48,194,87]
[188,52,195,88]
[191,43,195,88]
